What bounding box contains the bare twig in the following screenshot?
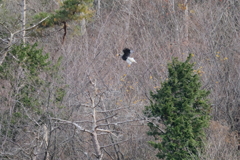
[13,16,49,35]
[100,139,129,149]
[51,117,92,134]
[96,107,128,113]
[96,128,117,137]
[96,113,118,122]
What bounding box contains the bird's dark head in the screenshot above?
[123,48,130,53]
[123,48,133,54]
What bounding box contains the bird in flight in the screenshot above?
[118,48,137,65]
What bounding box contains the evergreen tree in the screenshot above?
[33,0,94,42]
[34,0,94,28]
[144,54,210,160]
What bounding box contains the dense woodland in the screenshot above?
[0,0,239,159]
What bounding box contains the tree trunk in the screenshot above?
[22,0,26,44]
[43,124,50,160]
[184,0,189,46]
[80,14,86,35]
[92,97,102,159]
[94,0,101,16]
[92,132,102,160]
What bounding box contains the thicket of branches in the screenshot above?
[0,0,239,159]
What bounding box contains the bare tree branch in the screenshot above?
[96,128,117,137]
[51,117,92,134]
[100,139,129,149]
[96,113,118,122]
[96,107,128,113]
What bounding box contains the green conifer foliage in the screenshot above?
[144,54,210,160]
[34,0,94,28]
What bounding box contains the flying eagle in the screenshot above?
[118,48,137,65]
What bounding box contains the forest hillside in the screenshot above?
[0,0,239,159]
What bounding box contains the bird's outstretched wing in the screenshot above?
[126,57,137,65]
[122,48,132,60]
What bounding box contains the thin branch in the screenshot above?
[97,118,141,127]
[51,118,92,134]
[13,16,49,35]
[96,128,117,137]
[102,148,115,160]
[0,38,9,43]
[23,107,40,127]
[145,119,166,133]
[0,22,12,34]
[96,107,128,113]
[96,113,118,122]
[100,139,129,149]
[1,139,32,158]
[80,103,91,107]
[75,120,93,123]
